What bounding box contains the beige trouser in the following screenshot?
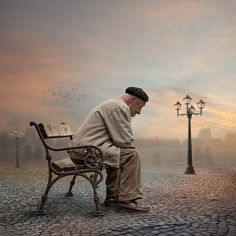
[105,148,143,202]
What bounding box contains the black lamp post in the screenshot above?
[174,95,205,174]
[9,129,24,169]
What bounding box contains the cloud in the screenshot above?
[0,0,235,140]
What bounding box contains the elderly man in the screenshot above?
[70,86,150,212]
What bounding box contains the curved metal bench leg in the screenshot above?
[89,172,104,216]
[36,182,53,215]
[93,188,103,216]
[36,171,63,215]
[66,175,77,196]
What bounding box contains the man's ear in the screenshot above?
[131,96,136,103]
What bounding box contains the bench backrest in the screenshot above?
[38,123,74,139]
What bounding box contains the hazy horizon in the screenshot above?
[1,125,235,169]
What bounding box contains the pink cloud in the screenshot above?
[148,0,206,22]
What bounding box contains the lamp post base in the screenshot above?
[184,166,196,174]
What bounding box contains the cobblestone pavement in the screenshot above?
[0,165,235,236]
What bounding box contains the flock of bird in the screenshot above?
[42,86,87,106]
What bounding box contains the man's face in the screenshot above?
[129,97,146,117]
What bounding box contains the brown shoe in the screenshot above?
[119,200,150,213]
[103,198,119,208]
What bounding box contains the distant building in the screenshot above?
[198,128,212,140]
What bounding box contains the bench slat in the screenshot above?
[39,123,74,138]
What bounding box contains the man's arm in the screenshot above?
[101,106,135,148]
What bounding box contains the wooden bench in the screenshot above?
[30,121,104,216]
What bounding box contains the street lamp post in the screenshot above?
[9,129,24,169]
[174,95,205,174]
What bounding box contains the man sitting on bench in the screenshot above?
[69,86,150,212]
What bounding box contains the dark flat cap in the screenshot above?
[125,86,149,102]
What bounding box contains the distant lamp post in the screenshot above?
[174,95,205,174]
[9,129,24,169]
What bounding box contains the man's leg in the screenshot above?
[105,166,120,202]
[105,148,150,212]
[105,148,142,202]
[118,148,143,202]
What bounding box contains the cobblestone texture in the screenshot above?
[0,165,235,235]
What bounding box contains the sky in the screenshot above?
[0,0,236,140]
